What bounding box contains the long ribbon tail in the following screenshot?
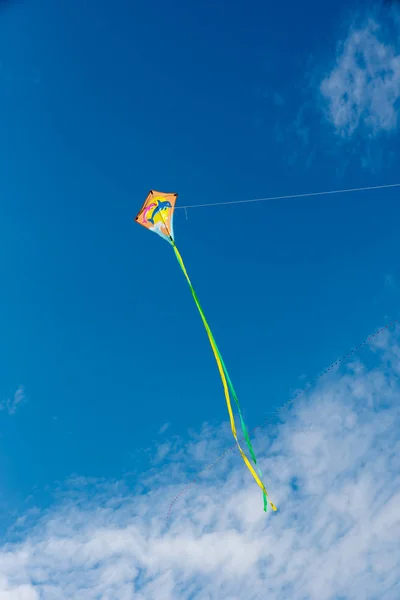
[217,355,269,511]
[172,242,277,512]
[201,321,268,511]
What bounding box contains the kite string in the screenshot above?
[175,182,400,210]
[166,319,399,519]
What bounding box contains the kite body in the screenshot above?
[135,190,277,513]
[135,190,177,243]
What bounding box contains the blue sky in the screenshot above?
[0,0,400,597]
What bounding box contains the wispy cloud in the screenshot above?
[0,332,399,598]
[0,385,26,416]
[260,9,400,171]
[274,91,284,106]
[385,273,396,288]
[159,422,170,435]
[321,17,400,138]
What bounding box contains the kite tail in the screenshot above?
[171,241,277,512]
[217,356,269,512]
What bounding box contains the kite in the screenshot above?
[135,190,277,513]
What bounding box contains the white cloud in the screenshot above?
[274,92,284,106]
[385,273,395,286]
[158,422,170,435]
[0,386,26,416]
[0,332,400,598]
[384,273,398,292]
[321,18,400,137]
[7,386,26,415]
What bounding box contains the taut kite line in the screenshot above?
[135,190,277,513]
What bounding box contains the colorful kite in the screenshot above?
[135,190,277,513]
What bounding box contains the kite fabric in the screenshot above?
[135,190,277,513]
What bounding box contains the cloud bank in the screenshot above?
[0,331,399,598]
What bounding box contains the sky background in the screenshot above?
[0,0,400,597]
